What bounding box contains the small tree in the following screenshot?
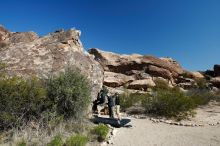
[46,67,91,119]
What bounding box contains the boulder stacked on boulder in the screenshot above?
[89,48,186,91]
[89,48,219,92]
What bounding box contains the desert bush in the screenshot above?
[214,91,220,101]
[46,67,91,119]
[47,135,63,146]
[0,66,91,130]
[187,89,213,105]
[120,93,147,111]
[17,139,26,146]
[195,78,208,89]
[153,78,171,91]
[66,134,88,146]
[91,124,109,142]
[142,88,195,119]
[0,76,47,129]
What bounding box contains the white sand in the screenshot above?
[110,102,220,146]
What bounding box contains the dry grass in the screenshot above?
[0,118,92,146]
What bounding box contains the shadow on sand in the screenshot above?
[91,116,132,128]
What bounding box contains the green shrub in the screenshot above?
[0,76,47,129]
[46,68,91,119]
[187,89,213,105]
[214,91,220,102]
[120,93,147,111]
[17,139,26,146]
[153,78,171,91]
[91,124,109,142]
[143,88,195,119]
[0,66,91,130]
[66,134,88,146]
[47,135,63,146]
[195,78,208,89]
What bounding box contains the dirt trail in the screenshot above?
[111,118,220,146]
[110,102,220,146]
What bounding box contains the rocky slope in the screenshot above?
[89,48,219,93]
[0,25,104,100]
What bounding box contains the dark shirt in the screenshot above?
[98,92,106,104]
[115,95,120,105]
[108,96,115,107]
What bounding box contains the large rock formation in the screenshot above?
[88,48,220,91]
[128,78,156,91]
[0,25,218,97]
[0,25,104,100]
[210,77,220,88]
[104,71,135,87]
[214,64,220,77]
[89,48,185,91]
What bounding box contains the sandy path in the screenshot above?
[110,102,220,146]
[111,118,220,146]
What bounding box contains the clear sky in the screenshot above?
[0,0,219,71]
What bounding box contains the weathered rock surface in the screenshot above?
[0,25,10,41]
[0,25,104,100]
[104,71,135,87]
[128,78,156,91]
[146,65,173,81]
[184,71,205,79]
[88,48,184,78]
[210,77,220,88]
[89,48,185,91]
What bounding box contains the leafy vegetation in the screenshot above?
[66,134,88,146]
[46,67,91,119]
[91,124,109,142]
[120,93,146,111]
[0,76,47,129]
[153,78,171,91]
[120,78,219,120]
[195,78,208,89]
[0,66,91,130]
[142,88,195,120]
[47,135,63,146]
[17,139,27,146]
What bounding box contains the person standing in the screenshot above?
[114,93,121,120]
[107,94,115,118]
[96,86,108,116]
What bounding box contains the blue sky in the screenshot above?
[0,0,219,71]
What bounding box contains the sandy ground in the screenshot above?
[109,102,220,146]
